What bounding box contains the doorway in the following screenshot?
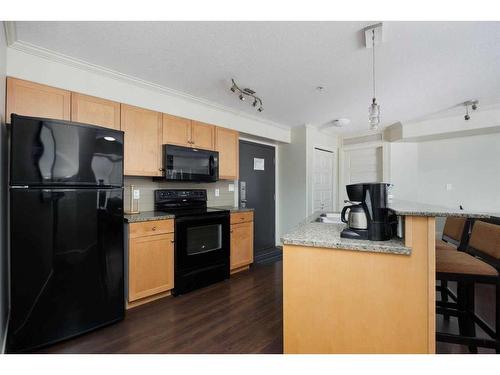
[312,147,335,212]
[238,140,276,263]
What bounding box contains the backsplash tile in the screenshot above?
[124,177,236,212]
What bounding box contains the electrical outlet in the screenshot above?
[215,188,220,197]
[446,183,453,191]
[133,189,140,199]
[228,184,234,192]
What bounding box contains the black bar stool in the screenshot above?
[436,220,500,353]
[436,217,473,315]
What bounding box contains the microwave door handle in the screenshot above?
[209,155,215,176]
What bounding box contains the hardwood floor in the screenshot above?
[34,260,495,354]
[36,261,283,354]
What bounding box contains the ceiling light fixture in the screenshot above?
[364,23,383,130]
[229,78,263,113]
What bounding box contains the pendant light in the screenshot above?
[368,28,380,130]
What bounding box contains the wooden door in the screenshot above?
[162,113,192,147]
[6,77,71,122]
[71,93,121,129]
[312,148,335,212]
[215,127,239,180]
[230,222,254,270]
[121,104,162,176]
[191,121,215,150]
[129,232,174,302]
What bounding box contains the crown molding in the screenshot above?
[3,21,17,46]
[6,22,290,131]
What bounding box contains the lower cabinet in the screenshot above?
[230,212,254,273]
[128,220,174,308]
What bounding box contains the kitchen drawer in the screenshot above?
[129,219,174,238]
[230,211,254,225]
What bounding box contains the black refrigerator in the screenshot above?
[7,114,125,353]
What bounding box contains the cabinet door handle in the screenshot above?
[170,240,175,243]
[151,226,156,231]
[230,230,234,233]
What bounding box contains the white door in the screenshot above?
[342,146,382,203]
[313,148,335,212]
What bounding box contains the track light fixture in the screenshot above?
[229,79,263,113]
[463,100,479,121]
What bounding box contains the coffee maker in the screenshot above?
[340,183,396,241]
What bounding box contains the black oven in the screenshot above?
[174,212,230,295]
[154,189,230,295]
[162,144,219,182]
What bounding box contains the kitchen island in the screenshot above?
[281,201,491,354]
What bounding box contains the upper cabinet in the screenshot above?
[162,115,215,150]
[215,127,239,180]
[162,113,192,147]
[6,77,71,122]
[191,121,215,150]
[121,104,163,177]
[71,93,121,130]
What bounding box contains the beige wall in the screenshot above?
[124,177,235,212]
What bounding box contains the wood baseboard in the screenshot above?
[230,264,250,275]
[126,290,171,309]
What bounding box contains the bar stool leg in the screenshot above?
[466,282,477,353]
[441,280,450,321]
[457,282,477,353]
[496,281,500,354]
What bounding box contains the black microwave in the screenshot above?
[162,144,219,182]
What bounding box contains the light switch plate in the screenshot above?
[228,184,234,192]
[215,188,220,197]
[133,189,140,199]
[446,183,453,191]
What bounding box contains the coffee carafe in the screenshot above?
[340,183,396,241]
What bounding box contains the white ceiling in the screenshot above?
[14,21,500,132]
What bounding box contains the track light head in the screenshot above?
[230,86,236,93]
[472,102,478,111]
[252,99,258,107]
[464,114,470,121]
[257,107,263,112]
[239,94,245,101]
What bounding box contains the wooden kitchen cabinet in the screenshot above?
[215,127,239,180]
[121,104,163,176]
[162,113,192,147]
[162,115,215,150]
[6,77,71,122]
[71,92,121,129]
[191,121,215,150]
[230,211,254,273]
[128,220,175,307]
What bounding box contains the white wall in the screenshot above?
[278,126,307,237]
[416,133,500,213]
[387,142,419,201]
[6,46,291,143]
[0,22,8,353]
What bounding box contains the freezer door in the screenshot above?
[10,114,123,187]
[7,188,124,353]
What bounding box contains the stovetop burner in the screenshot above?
[154,189,229,218]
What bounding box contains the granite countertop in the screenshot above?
[389,199,492,218]
[124,211,175,223]
[281,212,411,255]
[124,206,253,223]
[211,206,254,213]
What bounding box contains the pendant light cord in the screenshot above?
[372,29,376,100]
